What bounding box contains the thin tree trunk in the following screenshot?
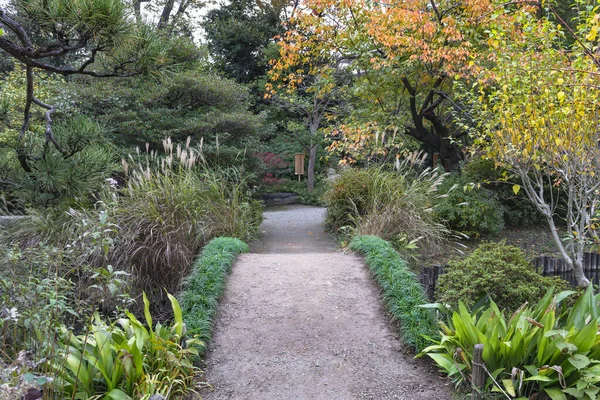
[157,0,176,30]
[547,215,590,286]
[307,144,317,192]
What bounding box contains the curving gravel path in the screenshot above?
[199,205,451,399]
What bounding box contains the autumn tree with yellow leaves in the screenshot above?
[472,5,600,286]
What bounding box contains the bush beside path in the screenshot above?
[200,205,451,399]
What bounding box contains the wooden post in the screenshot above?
[472,344,485,400]
[584,252,590,275]
[593,253,598,285]
[540,256,547,276]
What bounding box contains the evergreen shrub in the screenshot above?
[436,241,569,312]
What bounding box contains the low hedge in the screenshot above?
[350,235,437,351]
[179,237,249,355]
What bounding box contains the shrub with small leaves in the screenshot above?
[434,172,504,237]
[436,241,569,312]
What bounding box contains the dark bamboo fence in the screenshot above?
[419,252,600,299]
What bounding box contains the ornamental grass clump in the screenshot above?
[111,137,261,299]
[326,152,453,256]
[5,137,262,305]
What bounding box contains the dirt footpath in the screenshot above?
[200,205,451,400]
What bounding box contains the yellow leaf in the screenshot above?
[512,184,521,195]
[557,91,566,102]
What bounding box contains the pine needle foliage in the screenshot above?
[350,235,438,351]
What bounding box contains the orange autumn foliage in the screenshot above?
[268,0,537,166]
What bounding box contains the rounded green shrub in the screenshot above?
[436,241,569,312]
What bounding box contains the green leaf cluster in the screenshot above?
[434,172,504,236]
[69,70,269,152]
[420,287,600,399]
[51,293,201,399]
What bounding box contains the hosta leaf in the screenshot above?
[105,388,133,400]
[168,292,184,337]
[554,291,576,305]
[427,353,458,375]
[490,368,505,380]
[571,320,597,353]
[555,340,578,355]
[524,375,553,382]
[562,388,583,397]
[143,292,155,340]
[524,365,538,376]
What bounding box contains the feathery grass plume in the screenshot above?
[326,151,458,258]
[7,137,262,311]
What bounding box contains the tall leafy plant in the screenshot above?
[51,293,201,399]
[420,287,600,399]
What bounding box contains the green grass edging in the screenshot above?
[349,235,437,351]
[179,237,249,355]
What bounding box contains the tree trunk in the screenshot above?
[157,0,176,30]
[307,144,317,192]
[546,214,590,286]
[574,250,591,287]
[438,137,463,171]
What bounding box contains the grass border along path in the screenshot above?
[350,235,437,351]
[179,237,249,355]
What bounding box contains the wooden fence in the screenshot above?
[419,252,600,299]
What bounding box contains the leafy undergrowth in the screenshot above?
[349,235,437,352]
[420,287,600,399]
[179,237,249,356]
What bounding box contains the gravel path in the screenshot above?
[200,205,451,399]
